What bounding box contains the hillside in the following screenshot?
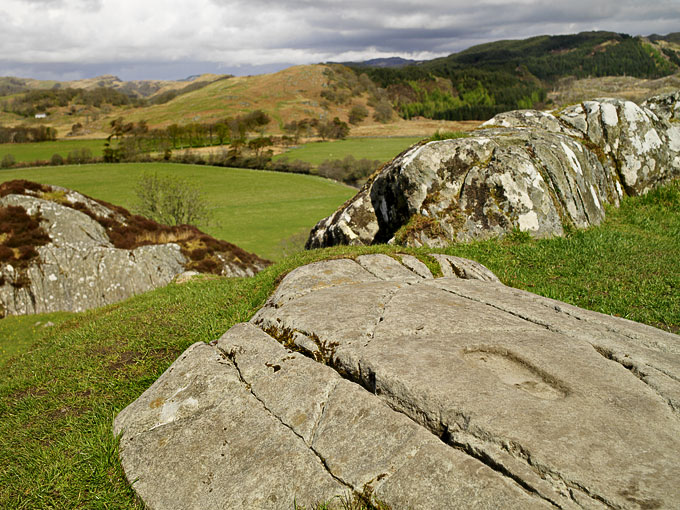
[119,65,351,129]
[1,31,680,138]
[0,73,222,99]
[354,31,680,119]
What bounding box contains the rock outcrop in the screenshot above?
[0,180,269,316]
[115,254,680,509]
[307,93,680,248]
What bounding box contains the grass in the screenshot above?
[0,312,72,363]
[0,162,355,260]
[274,137,424,166]
[0,139,105,163]
[0,180,678,509]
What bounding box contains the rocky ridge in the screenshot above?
[0,180,269,316]
[306,91,680,248]
[115,254,680,509]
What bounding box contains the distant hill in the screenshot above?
[352,31,680,120]
[649,33,680,44]
[0,73,224,99]
[337,57,421,68]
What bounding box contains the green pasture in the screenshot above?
[0,139,105,162]
[0,162,355,260]
[274,136,424,166]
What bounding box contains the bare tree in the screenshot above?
[134,173,210,226]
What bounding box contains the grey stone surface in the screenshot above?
[0,186,268,316]
[431,254,500,282]
[117,254,680,509]
[307,95,680,249]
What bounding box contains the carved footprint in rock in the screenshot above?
[463,347,568,400]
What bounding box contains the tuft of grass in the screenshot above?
[0,181,677,508]
[428,130,470,141]
[294,492,391,510]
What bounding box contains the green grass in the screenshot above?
[0,312,73,364]
[0,180,678,509]
[0,162,355,260]
[274,137,424,166]
[0,139,105,163]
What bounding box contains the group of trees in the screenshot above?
[0,124,57,143]
[321,65,396,123]
[102,110,273,163]
[1,87,144,117]
[101,109,353,165]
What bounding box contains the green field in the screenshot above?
[275,136,424,166]
[0,162,355,260]
[0,139,105,162]
[0,180,678,508]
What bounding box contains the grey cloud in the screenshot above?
[2,0,679,80]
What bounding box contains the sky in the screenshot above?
[1,0,679,81]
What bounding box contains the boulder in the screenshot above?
[0,181,269,316]
[116,254,680,509]
[307,94,680,249]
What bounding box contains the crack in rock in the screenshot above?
[365,285,406,346]
[592,345,680,417]
[309,380,340,446]
[216,345,357,495]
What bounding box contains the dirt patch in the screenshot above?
[106,350,141,372]
[351,119,481,137]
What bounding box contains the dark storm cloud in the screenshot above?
[1,0,679,80]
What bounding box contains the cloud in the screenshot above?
[1,0,679,80]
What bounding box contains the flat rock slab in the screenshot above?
[116,254,680,509]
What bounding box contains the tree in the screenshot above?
[1,154,15,168]
[103,117,134,162]
[372,99,395,123]
[134,173,210,226]
[348,104,369,125]
[316,117,350,140]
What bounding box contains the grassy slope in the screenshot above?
[119,65,347,130]
[0,163,355,260]
[0,181,678,509]
[274,136,424,165]
[0,139,105,163]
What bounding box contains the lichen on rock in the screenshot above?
[0,180,270,316]
[115,254,680,509]
[308,94,680,249]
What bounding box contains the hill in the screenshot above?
[0,73,223,99]
[1,31,680,138]
[352,31,680,120]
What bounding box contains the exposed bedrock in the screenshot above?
[116,254,680,509]
[0,183,269,316]
[306,93,680,249]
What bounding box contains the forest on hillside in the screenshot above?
[349,32,679,120]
